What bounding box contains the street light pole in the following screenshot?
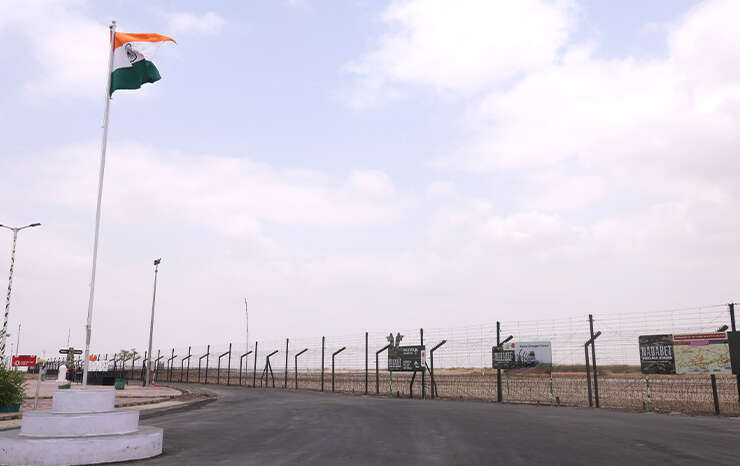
[0,222,41,363]
[245,298,248,356]
[144,258,161,386]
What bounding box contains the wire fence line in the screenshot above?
[152,302,731,371]
[49,303,738,416]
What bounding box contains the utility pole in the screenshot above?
[66,328,70,347]
[0,222,41,363]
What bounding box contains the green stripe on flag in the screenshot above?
[110,60,162,95]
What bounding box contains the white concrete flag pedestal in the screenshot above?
[0,389,163,465]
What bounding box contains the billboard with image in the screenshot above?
[639,332,733,375]
[639,334,676,374]
[502,341,552,370]
[673,333,732,375]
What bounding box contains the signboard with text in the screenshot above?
[673,333,731,375]
[388,345,425,372]
[639,333,732,375]
[639,334,675,374]
[503,341,553,370]
[491,347,515,369]
[12,355,37,367]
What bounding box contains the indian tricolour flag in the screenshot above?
[110,32,175,95]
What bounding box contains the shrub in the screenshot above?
[0,365,26,406]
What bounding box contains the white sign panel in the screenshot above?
[503,341,552,369]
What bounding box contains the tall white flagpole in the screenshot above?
[82,20,116,388]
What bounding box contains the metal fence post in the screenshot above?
[205,344,210,384]
[711,374,720,415]
[589,314,600,408]
[430,340,447,399]
[420,328,425,399]
[184,346,191,383]
[154,350,163,383]
[584,329,601,407]
[167,349,176,383]
[645,377,652,412]
[332,346,346,392]
[141,351,147,381]
[198,346,210,384]
[496,322,502,402]
[180,348,189,383]
[284,338,289,389]
[262,350,278,388]
[227,343,232,385]
[730,302,740,403]
[321,336,325,392]
[217,345,230,385]
[585,343,592,407]
[239,350,252,385]
[253,341,258,387]
[295,348,308,389]
[365,332,368,395]
[376,344,390,395]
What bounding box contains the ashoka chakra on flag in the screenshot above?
[111,32,175,95]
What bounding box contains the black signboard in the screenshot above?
[492,347,515,369]
[388,345,425,372]
[639,334,675,374]
[728,331,740,375]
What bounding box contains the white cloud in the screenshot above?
[5,141,405,236]
[342,0,573,107]
[432,0,740,218]
[425,181,457,199]
[168,11,225,36]
[335,0,740,317]
[0,1,109,99]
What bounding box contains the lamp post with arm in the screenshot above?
[0,222,41,363]
[144,258,161,386]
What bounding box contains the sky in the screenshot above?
[1,0,739,358]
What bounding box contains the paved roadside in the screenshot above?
[140,384,740,466]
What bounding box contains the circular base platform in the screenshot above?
[51,389,115,413]
[0,425,163,465]
[20,409,140,437]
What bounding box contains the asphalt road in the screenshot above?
[138,384,740,465]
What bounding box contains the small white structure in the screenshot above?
[56,364,67,383]
[0,389,163,465]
